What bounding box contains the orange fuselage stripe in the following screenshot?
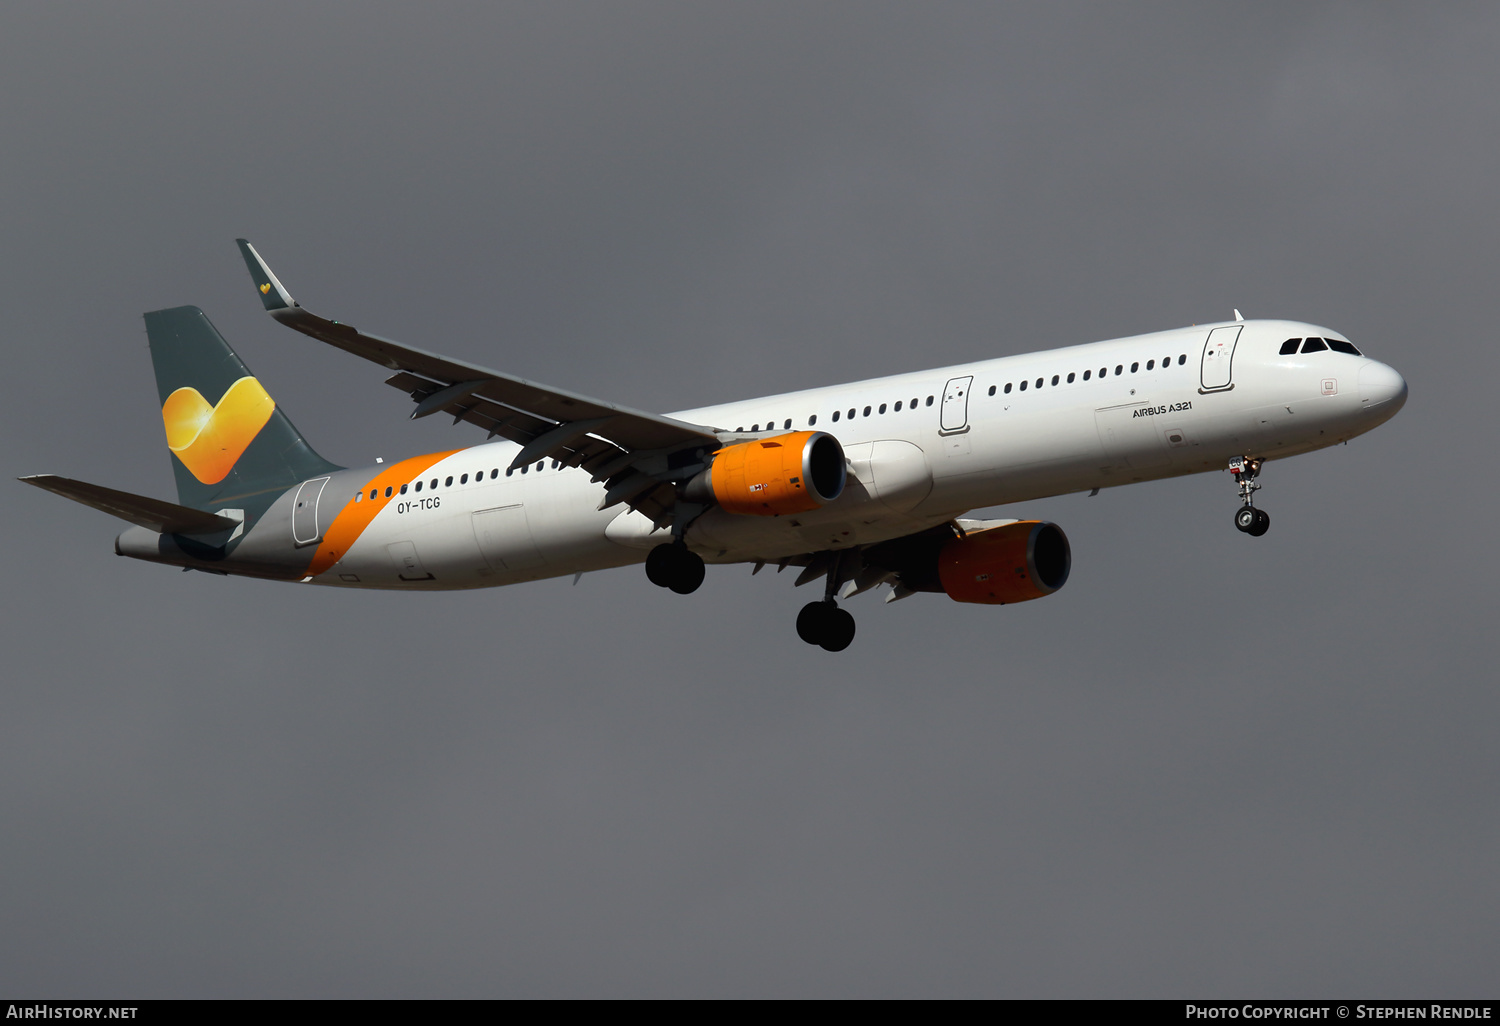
[305,450,461,577]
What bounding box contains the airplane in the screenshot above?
[22,240,1408,651]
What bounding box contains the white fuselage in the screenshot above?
[210,319,1407,589]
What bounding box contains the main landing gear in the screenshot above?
[794,551,858,651]
[645,542,705,594]
[796,600,856,652]
[1229,456,1270,537]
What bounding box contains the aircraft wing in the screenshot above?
[236,240,721,522]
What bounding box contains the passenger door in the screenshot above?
[292,477,329,546]
[1200,325,1242,392]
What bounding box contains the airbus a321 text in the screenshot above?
[23,241,1408,651]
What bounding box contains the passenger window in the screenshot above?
[1100,367,1107,377]
[506,468,514,477]
[1020,380,1028,391]
[1301,338,1328,353]
[385,486,393,497]
[750,424,759,432]
[1130,362,1139,373]
[400,484,408,494]
[414,481,423,492]
[1050,375,1059,386]
[491,469,498,479]
[879,403,887,413]
[848,408,856,419]
[1146,360,1155,370]
[521,465,528,474]
[1003,383,1012,393]
[430,478,438,488]
[369,489,378,500]
[1178,354,1187,365]
[1326,338,1361,355]
[1067,372,1075,383]
[1034,378,1042,388]
[445,475,454,486]
[1083,370,1091,380]
[987,386,995,396]
[1280,339,1301,355]
[460,474,468,484]
[1115,365,1123,375]
[832,410,840,422]
[863,406,871,417]
[537,462,544,472]
[911,398,919,408]
[808,415,817,425]
[354,491,362,502]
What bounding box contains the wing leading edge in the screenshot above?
[235,239,723,524]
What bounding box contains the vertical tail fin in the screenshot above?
[145,306,341,512]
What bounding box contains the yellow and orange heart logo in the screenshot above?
[259,283,271,295]
[161,377,276,484]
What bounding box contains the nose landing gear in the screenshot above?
[1229,456,1270,537]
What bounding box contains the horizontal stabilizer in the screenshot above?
[19,475,239,535]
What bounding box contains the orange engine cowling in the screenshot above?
[685,431,846,516]
[938,521,1071,604]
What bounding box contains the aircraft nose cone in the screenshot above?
[1358,360,1408,414]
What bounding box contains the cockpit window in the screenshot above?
[1301,337,1329,353]
[1326,337,1362,355]
[1280,339,1301,355]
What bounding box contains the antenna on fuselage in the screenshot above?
[1233,309,1244,321]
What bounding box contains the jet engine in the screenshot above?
[865,519,1071,604]
[938,521,1071,604]
[682,431,845,516]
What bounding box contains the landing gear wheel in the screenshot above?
[819,607,856,652]
[795,601,856,651]
[1234,506,1270,536]
[797,601,833,645]
[645,543,706,594]
[645,543,675,587]
[669,549,706,594]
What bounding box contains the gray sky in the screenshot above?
[2,2,1495,997]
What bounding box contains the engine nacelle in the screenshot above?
[938,520,1071,604]
[683,431,845,516]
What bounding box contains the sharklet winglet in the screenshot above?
[236,239,297,312]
